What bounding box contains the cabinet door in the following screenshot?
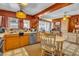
[20,35,29,47]
[5,36,19,51]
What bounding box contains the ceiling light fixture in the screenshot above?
[19,3,28,8]
[63,12,69,21]
[16,11,26,19]
[16,3,28,19]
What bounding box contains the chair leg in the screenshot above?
[52,51,55,56]
[41,49,44,56]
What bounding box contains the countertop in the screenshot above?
[0,33,5,38]
[0,31,37,38]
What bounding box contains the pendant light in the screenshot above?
[16,3,28,19]
[16,11,26,19]
[63,12,69,21]
[63,15,67,21]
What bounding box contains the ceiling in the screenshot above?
[41,3,79,20]
[0,3,20,12]
[0,3,79,21]
[22,3,54,15]
[0,3,54,15]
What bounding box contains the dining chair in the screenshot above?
[40,32,56,56]
[55,35,64,56]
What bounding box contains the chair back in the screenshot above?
[40,32,56,50]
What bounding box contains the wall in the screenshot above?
[68,15,79,32]
[0,9,38,29]
[52,15,79,33]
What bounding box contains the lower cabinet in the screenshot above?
[3,34,29,52]
[5,36,19,51]
[20,35,29,47]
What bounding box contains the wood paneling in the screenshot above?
[68,17,74,32]
[1,16,8,28]
[52,18,62,22]
[18,19,23,29]
[68,15,79,32]
[30,17,39,29]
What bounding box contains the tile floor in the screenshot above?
[0,52,2,56]
[63,41,79,56]
[2,33,79,56]
[3,47,28,56]
[2,41,79,56]
[63,33,79,56]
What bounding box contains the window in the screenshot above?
[45,21,51,32]
[23,20,30,29]
[38,20,51,32]
[39,21,46,32]
[8,17,18,29]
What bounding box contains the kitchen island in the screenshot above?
[1,32,39,52]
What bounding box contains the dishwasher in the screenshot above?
[30,33,36,44]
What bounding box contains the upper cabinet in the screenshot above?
[23,20,30,29]
[8,17,19,29]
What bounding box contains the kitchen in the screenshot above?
[0,3,79,56]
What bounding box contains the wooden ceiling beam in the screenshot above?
[34,3,72,17]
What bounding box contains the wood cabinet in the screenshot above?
[19,35,29,47]
[4,36,19,51]
[3,33,29,52]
